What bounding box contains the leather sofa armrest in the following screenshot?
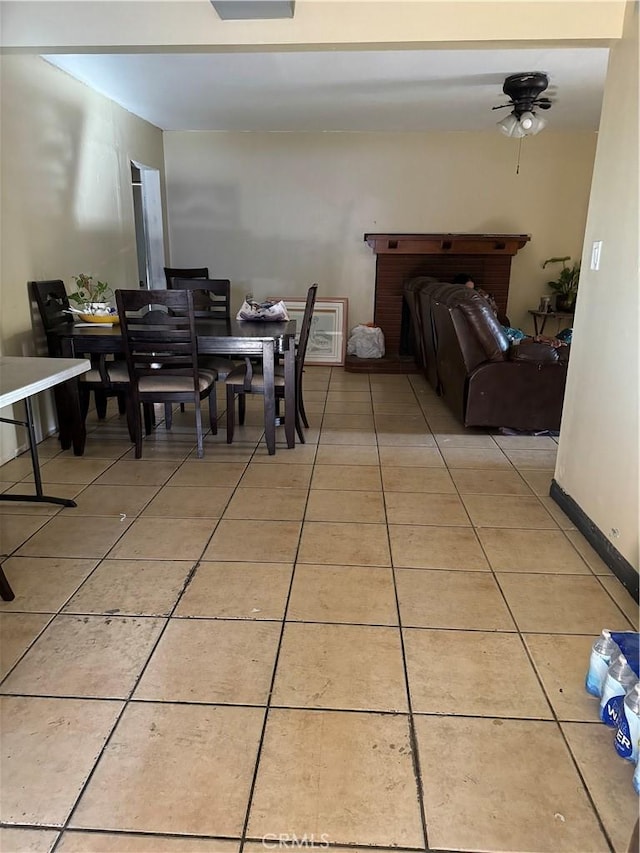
[508,340,569,364]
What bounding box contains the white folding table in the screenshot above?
[0,357,90,600]
[0,356,90,506]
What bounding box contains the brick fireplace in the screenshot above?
[347,233,530,372]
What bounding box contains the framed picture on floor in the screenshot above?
[270,296,348,366]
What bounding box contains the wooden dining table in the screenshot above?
[55,317,297,456]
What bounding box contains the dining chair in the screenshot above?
[166,277,236,427]
[115,288,218,458]
[225,283,318,446]
[29,279,130,421]
[163,266,209,289]
[169,277,235,375]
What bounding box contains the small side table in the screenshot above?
[528,310,574,336]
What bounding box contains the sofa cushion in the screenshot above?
[457,294,509,361]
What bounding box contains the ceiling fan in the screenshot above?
[492,72,553,137]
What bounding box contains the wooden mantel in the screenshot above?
[357,232,530,372]
[364,233,530,256]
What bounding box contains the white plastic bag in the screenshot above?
[346,324,385,359]
[236,298,289,322]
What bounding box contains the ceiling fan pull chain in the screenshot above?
[516,137,523,175]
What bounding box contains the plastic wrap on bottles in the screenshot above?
[615,682,640,762]
[586,630,621,697]
[611,632,640,678]
[346,324,385,359]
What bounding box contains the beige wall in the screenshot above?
[555,2,639,571]
[0,55,165,462]
[164,129,596,329]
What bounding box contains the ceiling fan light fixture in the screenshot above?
[518,111,535,131]
[497,112,526,138]
[493,72,553,138]
[518,110,547,136]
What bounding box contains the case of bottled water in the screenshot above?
[585,630,640,796]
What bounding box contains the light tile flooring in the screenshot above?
[0,368,638,853]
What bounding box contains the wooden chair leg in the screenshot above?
[128,396,143,458]
[125,399,136,442]
[164,403,173,430]
[117,392,127,415]
[208,387,217,434]
[263,399,276,455]
[295,409,306,444]
[298,386,309,429]
[94,389,108,419]
[238,393,246,426]
[143,403,154,436]
[194,398,204,458]
[226,386,236,444]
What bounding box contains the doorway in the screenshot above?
[131,161,166,289]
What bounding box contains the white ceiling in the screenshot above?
[44,47,610,133]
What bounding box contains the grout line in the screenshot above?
[236,396,320,853]
[380,377,431,852]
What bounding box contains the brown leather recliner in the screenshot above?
[404,279,569,431]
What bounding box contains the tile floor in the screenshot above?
[0,367,638,853]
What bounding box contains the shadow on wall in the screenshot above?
[167,181,353,311]
[8,80,138,288]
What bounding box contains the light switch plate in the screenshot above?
[591,240,602,270]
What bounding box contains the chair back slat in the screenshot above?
[171,277,231,320]
[164,267,209,289]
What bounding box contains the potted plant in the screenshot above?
[68,274,114,315]
[542,256,580,312]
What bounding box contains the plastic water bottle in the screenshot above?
[586,629,620,697]
[600,654,638,727]
[633,761,640,795]
[615,681,640,762]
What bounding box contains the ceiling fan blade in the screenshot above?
[491,103,513,111]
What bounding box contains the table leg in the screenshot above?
[262,339,276,455]
[538,314,549,335]
[59,339,87,455]
[0,565,15,601]
[0,396,78,508]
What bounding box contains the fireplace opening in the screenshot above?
[399,296,415,357]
